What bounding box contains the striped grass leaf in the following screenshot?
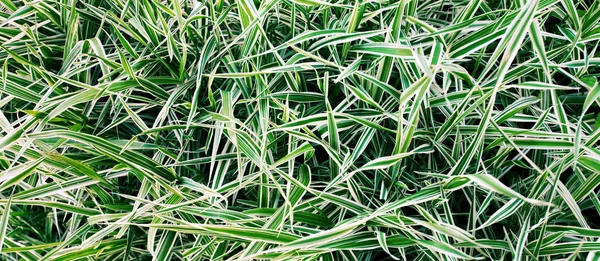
[0,0,599,260]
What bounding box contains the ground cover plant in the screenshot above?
[0,0,600,260]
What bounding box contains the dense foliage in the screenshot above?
[1,0,600,260]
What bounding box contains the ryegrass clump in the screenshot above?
[1,0,600,260]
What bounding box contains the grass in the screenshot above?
[0,0,600,260]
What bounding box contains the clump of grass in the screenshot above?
[1,0,600,260]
